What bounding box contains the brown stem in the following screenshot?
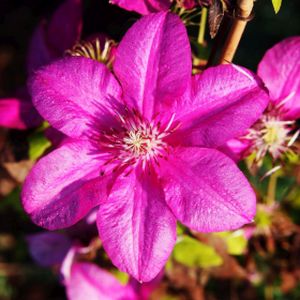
[218,0,254,64]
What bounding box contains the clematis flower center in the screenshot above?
[262,118,289,146]
[245,112,298,162]
[99,108,179,172]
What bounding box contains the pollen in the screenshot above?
[123,131,147,155]
[245,113,298,163]
[99,108,180,172]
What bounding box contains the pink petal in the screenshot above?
[110,0,171,15]
[97,169,176,282]
[160,147,256,232]
[219,138,251,162]
[114,12,191,119]
[178,0,197,9]
[30,57,122,139]
[46,0,82,56]
[26,232,71,267]
[129,271,163,300]
[66,262,136,300]
[0,97,41,129]
[258,37,300,119]
[27,0,82,72]
[22,140,113,230]
[170,64,269,148]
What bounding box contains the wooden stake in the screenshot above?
[218,0,254,64]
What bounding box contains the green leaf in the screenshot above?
[255,208,272,229]
[176,222,185,236]
[216,230,248,255]
[173,236,223,268]
[271,0,282,14]
[111,270,129,285]
[28,132,51,160]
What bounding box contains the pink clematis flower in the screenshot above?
[66,262,137,300]
[110,0,210,14]
[222,37,300,162]
[27,232,154,299]
[63,246,162,300]
[110,0,171,15]
[0,0,82,130]
[22,12,268,281]
[27,0,82,72]
[0,92,42,129]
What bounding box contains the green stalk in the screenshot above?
[197,7,208,45]
[266,172,278,205]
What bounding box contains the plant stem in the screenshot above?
[218,0,254,64]
[266,172,278,205]
[198,7,208,45]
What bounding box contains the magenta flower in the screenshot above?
[27,0,82,72]
[0,94,41,129]
[66,262,137,300]
[222,37,300,162]
[22,12,268,281]
[63,245,161,300]
[110,0,171,15]
[110,0,210,15]
[177,0,199,9]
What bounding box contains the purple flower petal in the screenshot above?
[27,0,82,72]
[0,97,42,129]
[97,169,176,282]
[110,0,171,15]
[258,37,300,119]
[114,12,191,119]
[30,57,122,139]
[219,138,251,162]
[22,140,114,230]
[170,64,269,148]
[46,0,82,56]
[178,0,197,9]
[160,147,256,232]
[66,262,136,300]
[26,232,72,267]
[129,271,163,300]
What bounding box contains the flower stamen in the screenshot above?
[66,38,116,68]
[99,108,179,173]
[244,107,297,163]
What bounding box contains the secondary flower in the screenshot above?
[64,247,161,300]
[22,12,268,281]
[110,0,171,15]
[27,231,161,299]
[27,0,82,72]
[222,37,300,163]
[109,0,212,14]
[66,35,117,70]
[66,262,137,300]
[0,89,42,129]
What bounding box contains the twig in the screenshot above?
[218,0,254,64]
